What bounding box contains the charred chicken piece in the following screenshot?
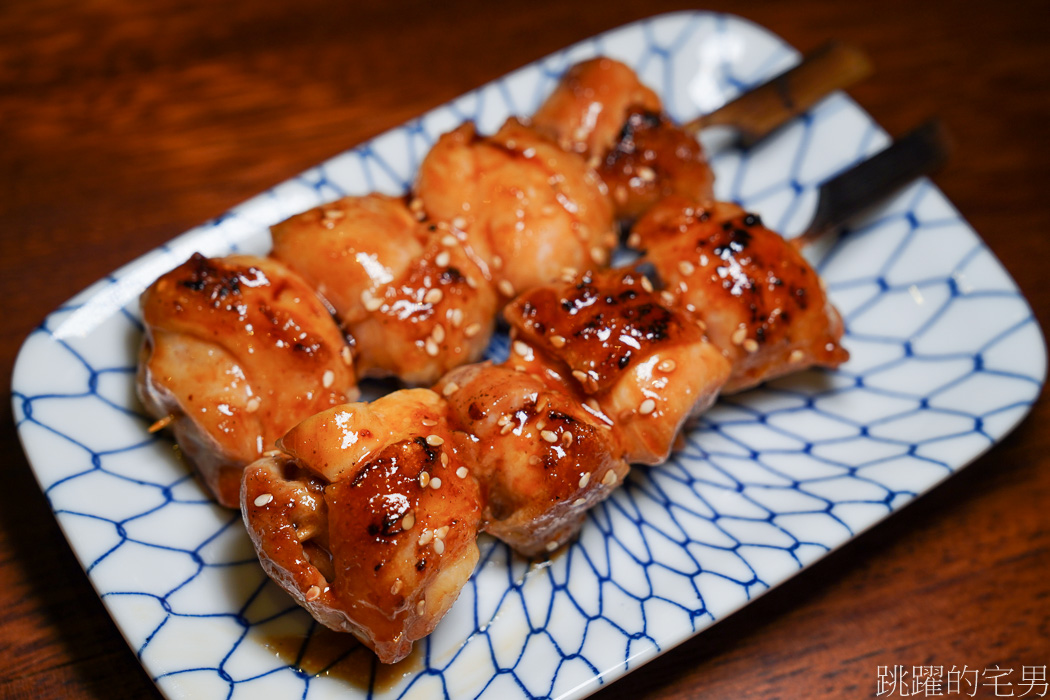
[137,253,357,507]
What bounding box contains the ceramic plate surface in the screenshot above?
[12,11,1046,700]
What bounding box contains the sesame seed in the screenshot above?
[450,308,464,328]
[550,334,566,348]
[435,525,450,539]
[579,473,591,489]
[442,382,459,398]
[433,538,445,554]
[305,585,321,601]
[425,338,439,357]
[497,414,511,426]
[390,579,403,595]
[361,289,383,312]
[639,398,657,415]
[541,430,558,443]
[426,434,445,447]
[441,234,457,247]
[545,541,560,552]
[590,246,605,264]
[322,208,345,220]
[430,477,442,489]
[528,455,542,466]
[431,324,446,343]
[492,255,503,270]
[418,529,433,546]
[435,251,451,267]
[561,267,578,283]
[637,165,656,181]
[245,397,261,413]
[500,422,514,435]
[498,279,515,297]
[419,471,431,488]
[402,512,416,530]
[513,340,531,358]
[254,493,273,507]
[341,345,353,365]
[416,600,426,615]
[602,470,618,487]
[409,197,424,211]
[731,326,748,346]
[536,418,547,431]
[573,498,586,507]
[790,349,805,363]
[584,398,600,412]
[424,288,444,305]
[743,339,759,353]
[626,232,642,249]
[535,395,549,413]
[657,359,677,373]
[678,260,695,276]
[465,322,482,338]
[640,276,654,293]
[571,370,589,385]
[456,466,468,478]
[561,431,574,447]
[322,370,335,388]
[440,452,448,467]
[661,290,676,305]
[421,417,438,427]
[466,276,478,289]
[452,216,467,230]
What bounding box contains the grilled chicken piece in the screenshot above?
[532,56,662,159]
[137,253,357,507]
[599,107,715,221]
[503,268,731,464]
[415,118,617,299]
[241,389,483,664]
[631,196,849,393]
[270,194,498,386]
[435,363,628,556]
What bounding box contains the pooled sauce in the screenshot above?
[263,628,424,692]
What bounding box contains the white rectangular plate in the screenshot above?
[12,11,1046,700]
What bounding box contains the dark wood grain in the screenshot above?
[1,1,1047,698]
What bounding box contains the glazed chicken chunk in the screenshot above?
[503,268,731,464]
[416,118,617,298]
[137,253,358,507]
[241,389,483,664]
[631,196,849,392]
[435,363,629,556]
[270,193,498,386]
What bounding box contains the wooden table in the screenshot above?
[1,1,1047,697]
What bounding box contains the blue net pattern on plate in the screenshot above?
[12,11,1045,700]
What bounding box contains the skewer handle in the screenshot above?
[686,41,873,146]
[794,119,952,247]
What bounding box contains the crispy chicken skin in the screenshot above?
[137,254,358,507]
[631,197,849,393]
[532,56,662,159]
[271,194,498,385]
[435,363,629,556]
[503,268,731,464]
[241,390,483,664]
[415,118,617,298]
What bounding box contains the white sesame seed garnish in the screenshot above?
[422,418,439,428]
[561,431,574,447]
[561,267,578,283]
[390,579,403,595]
[528,455,542,466]
[497,279,515,297]
[512,340,530,357]
[450,308,464,328]
[322,208,344,220]
[426,434,445,446]
[637,165,656,181]
[640,276,654,293]
[322,370,335,388]
[466,276,478,289]
[419,471,431,488]
[602,470,618,487]
[550,334,566,348]
[731,326,748,346]
[743,338,759,353]
[657,359,677,373]
[305,585,321,601]
[361,289,382,312]
[456,466,468,478]
[452,216,467,230]
[500,422,514,435]
[573,498,586,507]
[440,452,448,467]
[416,599,426,615]
[246,397,261,413]
[430,477,442,489]
[435,525,450,539]
[442,381,459,397]
[497,413,511,426]
[626,232,642,249]
[492,255,503,270]
[536,418,547,431]
[433,538,445,554]
[639,398,657,415]
[579,473,591,489]
[571,370,588,385]
[660,290,676,305]
[678,260,695,276]
[254,493,273,507]
[435,251,450,268]
[584,398,600,412]
[545,541,560,553]
[790,349,805,363]
[425,338,439,357]
[340,345,353,365]
[541,430,558,443]
[431,324,446,344]
[535,395,549,414]
[464,322,482,338]
[424,288,444,305]
[441,234,457,246]
[402,512,416,530]
[418,530,433,546]
[590,246,605,264]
